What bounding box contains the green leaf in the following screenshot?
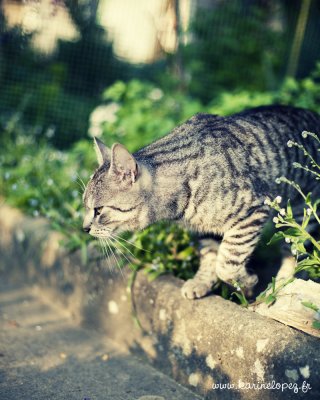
[147,270,163,281]
[295,242,306,253]
[297,257,319,268]
[286,200,293,219]
[312,320,320,330]
[256,282,272,301]
[305,192,312,206]
[271,277,276,293]
[176,247,194,260]
[267,231,285,245]
[301,301,319,312]
[265,294,276,305]
[232,292,249,307]
[220,283,230,299]
[283,227,302,237]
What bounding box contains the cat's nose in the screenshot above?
[83,226,91,233]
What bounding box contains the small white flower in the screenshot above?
[264,198,271,206]
[90,103,120,125]
[275,178,281,184]
[291,248,297,256]
[54,151,66,161]
[275,196,282,204]
[29,198,38,207]
[285,237,291,243]
[287,140,294,147]
[88,125,103,138]
[45,126,55,138]
[148,88,163,101]
[301,131,308,138]
[306,208,312,216]
[88,103,120,138]
[47,178,53,186]
[279,208,286,216]
[273,217,279,224]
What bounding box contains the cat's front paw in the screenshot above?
[181,279,212,300]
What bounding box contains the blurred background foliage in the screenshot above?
[1,0,320,288]
[1,0,320,148]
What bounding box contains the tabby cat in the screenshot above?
[83,105,320,299]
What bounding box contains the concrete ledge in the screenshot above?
[0,203,319,400]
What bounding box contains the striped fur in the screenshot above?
[83,105,320,299]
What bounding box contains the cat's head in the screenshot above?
[82,138,151,238]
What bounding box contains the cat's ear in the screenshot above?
[93,137,111,166]
[110,143,138,184]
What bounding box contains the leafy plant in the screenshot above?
[231,282,250,307]
[0,125,97,265]
[91,80,203,151]
[301,301,320,330]
[266,131,320,280]
[125,223,199,280]
[275,62,320,114]
[255,276,295,306]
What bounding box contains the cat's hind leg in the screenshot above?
[181,238,220,299]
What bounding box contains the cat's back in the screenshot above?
[233,105,320,141]
[191,105,320,172]
[137,105,320,155]
[229,105,320,171]
[135,113,222,158]
[136,105,320,181]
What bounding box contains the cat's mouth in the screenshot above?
[89,232,111,239]
[88,224,123,239]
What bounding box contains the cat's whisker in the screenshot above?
[98,237,107,261]
[109,237,134,275]
[103,238,124,279]
[100,237,115,274]
[110,240,135,269]
[98,238,115,274]
[76,173,86,187]
[110,233,150,253]
[110,239,128,281]
[109,233,137,260]
[76,173,86,192]
[75,180,84,192]
[105,240,116,274]
[98,238,106,259]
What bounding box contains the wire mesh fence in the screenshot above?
[1,0,320,148]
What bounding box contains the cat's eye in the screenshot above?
[94,207,103,217]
